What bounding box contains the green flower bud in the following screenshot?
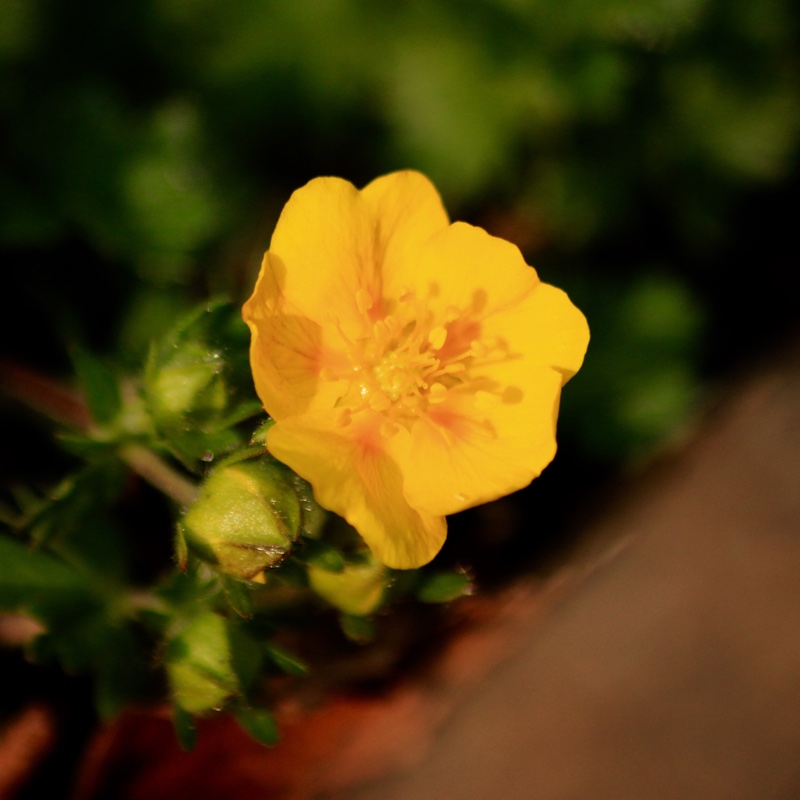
[165,610,237,714]
[308,554,388,616]
[143,301,260,464]
[148,340,227,423]
[182,458,301,579]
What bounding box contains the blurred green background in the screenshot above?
[2,0,799,557]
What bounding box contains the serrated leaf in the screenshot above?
[71,345,122,427]
[234,706,279,747]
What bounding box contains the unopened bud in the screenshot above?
[166,610,237,714]
[182,458,301,579]
[148,340,227,424]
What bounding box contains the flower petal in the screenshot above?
[404,366,565,516]
[267,176,375,338]
[243,252,349,420]
[361,171,449,301]
[389,221,539,322]
[479,281,590,382]
[267,413,447,569]
[403,278,588,516]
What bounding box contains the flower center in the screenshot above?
[373,350,425,402]
[353,315,445,416]
[331,288,498,435]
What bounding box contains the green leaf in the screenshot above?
[219,575,254,618]
[298,538,345,573]
[339,613,375,643]
[234,706,279,747]
[228,626,264,689]
[56,433,118,459]
[175,524,189,572]
[173,705,197,752]
[416,570,472,604]
[0,535,85,611]
[264,643,307,677]
[71,345,122,427]
[23,462,124,552]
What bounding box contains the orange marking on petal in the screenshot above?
[356,288,373,315]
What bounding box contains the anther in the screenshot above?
[428,383,448,404]
[428,326,447,350]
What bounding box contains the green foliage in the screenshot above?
[144,301,262,467]
[234,706,279,747]
[416,570,473,604]
[71,346,123,428]
[0,535,88,613]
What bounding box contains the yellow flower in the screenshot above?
[243,171,589,569]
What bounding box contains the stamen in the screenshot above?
[469,340,489,359]
[444,306,460,323]
[428,326,447,350]
[439,362,467,375]
[428,383,448,403]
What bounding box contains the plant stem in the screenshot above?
[0,359,199,507]
[120,444,199,507]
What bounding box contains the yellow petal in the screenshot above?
[479,281,590,383]
[402,278,588,516]
[360,171,449,291]
[267,412,447,568]
[267,176,375,339]
[388,221,539,322]
[243,252,349,420]
[403,367,564,516]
